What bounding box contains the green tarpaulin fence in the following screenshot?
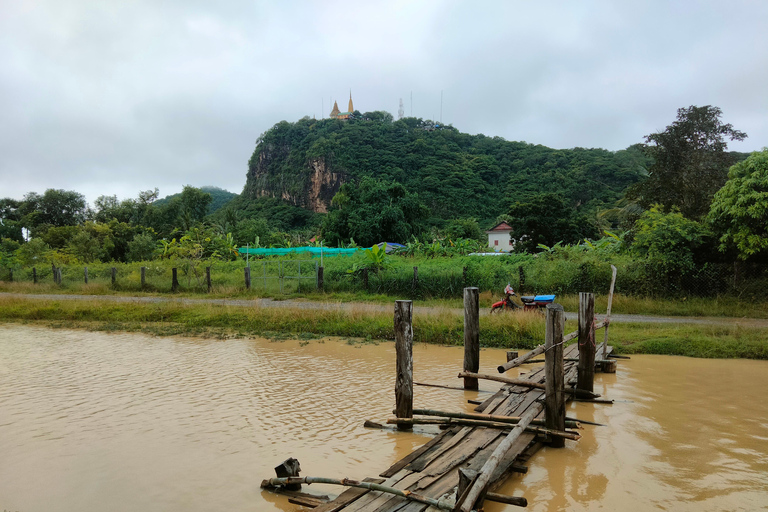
[237,247,362,257]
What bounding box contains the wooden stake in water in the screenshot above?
[463,287,480,390]
[545,303,566,448]
[577,292,596,393]
[602,265,618,361]
[394,300,413,430]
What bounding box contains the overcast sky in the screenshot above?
[2,0,767,206]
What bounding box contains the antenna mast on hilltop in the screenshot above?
[398,98,404,120]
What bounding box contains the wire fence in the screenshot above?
[1,259,766,299]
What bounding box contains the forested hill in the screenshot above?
[155,186,236,214]
[242,113,650,225]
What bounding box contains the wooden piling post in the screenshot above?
[84,267,88,284]
[506,351,519,362]
[205,266,211,293]
[32,267,37,284]
[317,266,324,291]
[463,287,480,391]
[394,300,413,430]
[244,266,251,290]
[602,265,618,361]
[544,303,566,448]
[140,266,146,288]
[171,268,179,292]
[111,267,116,286]
[577,292,596,393]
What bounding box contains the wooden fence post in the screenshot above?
[463,287,480,390]
[111,267,117,286]
[33,267,37,284]
[362,268,369,290]
[412,266,418,294]
[84,267,88,284]
[394,300,413,430]
[8,269,12,282]
[463,266,468,286]
[545,303,565,448]
[244,266,251,290]
[317,266,324,291]
[140,266,146,288]
[171,268,179,292]
[206,266,211,293]
[577,292,596,393]
[601,265,618,362]
[518,265,525,291]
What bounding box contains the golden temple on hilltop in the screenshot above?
[330,92,354,119]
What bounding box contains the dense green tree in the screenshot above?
[20,189,90,233]
[628,106,747,220]
[708,149,768,260]
[444,218,484,241]
[322,178,429,247]
[507,193,598,252]
[632,206,711,279]
[0,198,23,242]
[126,232,157,262]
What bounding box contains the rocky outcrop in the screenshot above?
[245,146,344,213]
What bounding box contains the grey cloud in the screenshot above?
[1,0,766,207]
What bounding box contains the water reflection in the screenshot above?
[1,325,767,512]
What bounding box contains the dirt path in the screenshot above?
[4,292,768,328]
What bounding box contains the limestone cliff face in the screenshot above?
[245,144,344,213]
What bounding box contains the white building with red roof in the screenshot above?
[486,221,514,252]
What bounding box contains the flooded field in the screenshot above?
[1,324,767,511]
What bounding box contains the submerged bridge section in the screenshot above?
[263,280,621,511]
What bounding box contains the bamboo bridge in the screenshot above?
[261,268,623,511]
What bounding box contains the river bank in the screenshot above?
[1,294,767,359]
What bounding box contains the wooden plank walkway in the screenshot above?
[313,342,613,511]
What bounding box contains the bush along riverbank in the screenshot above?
[1,296,767,360]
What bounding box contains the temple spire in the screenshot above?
[348,90,353,113]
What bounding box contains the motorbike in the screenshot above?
[490,284,556,314]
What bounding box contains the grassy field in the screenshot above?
[2,295,767,359]
[2,277,767,319]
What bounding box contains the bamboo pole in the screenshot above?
[458,371,600,399]
[411,408,579,428]
[459,408,539,512]
[261,476,454,511]
[386,418,581,440]
[601,265,618,361]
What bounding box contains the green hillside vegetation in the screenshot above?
[242,114,651,233]
[155,186,237,214]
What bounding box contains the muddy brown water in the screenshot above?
[1,325,767,512]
